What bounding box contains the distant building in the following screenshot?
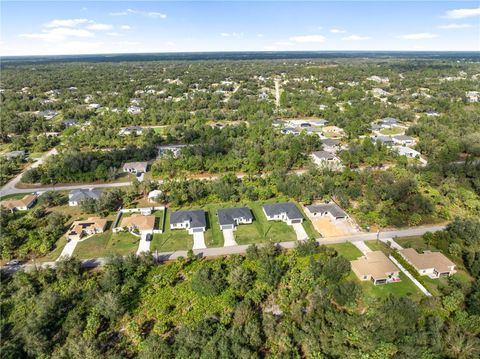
[119,126,144,136]
[68,189,102,206]
[127,106,142,115]
[262,202,303,225]
[0,194,37,212]
[157,144,188,158]
[310,151,342,169]
[321,138,341,153]
[392,135,415,146]
[62,118,77,127]
[372,136,395,146]
[366,76,389,84]
[42,110,58,120]
[372,88,390,97]
[4,150,25,161]
[393,146,421,158]
[466,91,479,103]
[170,210,206,233]
[379,117,399,128]
[217,207,253,230]
[123,161,148,174]
[305,202,348,221]
[67,217,107,241]
[281,127,300,135]
[399,248,456,278]
[351,251,400,285]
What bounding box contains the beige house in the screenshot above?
[123,161,148,174]
[120,215,156,235]
[351,251,401,285]
[0,194,37,212]
[399,248,456,278]
[67,217,108,241]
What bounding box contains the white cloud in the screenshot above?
[398,32,438,40]
[106,32,122,37]
[120,25,131,30]
[289,34,326,43]
[86,23,113,31]
[167,41,175,46]
[438,23,473,29]
[446,7,480,19]
[44,19,88,28]
[256,33,264,38]
[220,32,243,38]
[220,32,230,37]
[342,35,371,41]
[20,27,95,42]
[330,28,346,33]
[127,9,167,18]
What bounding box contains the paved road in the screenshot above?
[1,224,446,273]
[0,148,58,196]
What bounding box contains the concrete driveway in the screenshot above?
[136,233,151,255]
[352,240,371,254]
[222,229,237,247]
[292,223,308,241]
[192,232,206,250]
[56,238,78,260]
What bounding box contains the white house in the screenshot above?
[399,248,456,278]
[310,151,342,170]
[393,146,421,158]
[392,135,415,146]
[305,203,348,221]
[262,203,303,225]
[217,207,253,230]
[170,210,206,234]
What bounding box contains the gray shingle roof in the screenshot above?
[312,150,336,160]
[306,203,347,218]
[262,202,303,220]
[217,207,253,226]
[321,139,340,147]
[69,189,102,203]
[393,135,414,141]
[170,210,206,229]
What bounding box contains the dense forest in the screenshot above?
[1,218,479,358]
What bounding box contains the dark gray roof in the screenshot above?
[306,203,347,218]
[262,202,303,220]
[312,150,336,160]
[170,210,206,228]
[393,135,414,141]
[321,138,340,147]
[217,207,253,226]
[69,189,102,202]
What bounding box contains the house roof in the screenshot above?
[69,217,107,235]
[393,146,421,156]
[380,117,398,124]
[399,248,455,273]
[306,203,347,218]
[63,118,77,126]
[4,150,25,160]
[373,136,394,144]
[311,150,336,160]
[351,251,399,280]
[123,161,148,172]
[393,135,414,141]
[121,215,156,232]
[262,202,303,220]
[0,194,36,210]
[69,189,102,203]
[321,138,340,147]
[170,210,206,228]
[217,207,253,226]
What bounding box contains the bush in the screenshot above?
[191,267,226,296]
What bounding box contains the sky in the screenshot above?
[1,1,479,56]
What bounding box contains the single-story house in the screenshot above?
[466,91,479,103]
[157,144,188,158]
[123,161,148,174]
[399,248,456,278]
[67,217,108,241]
[0,194,37,212]
[170,210,207,233]
[372,136,395,146]
[305,202,348,221]
[120,215,156,235]
[147,190,162,203]
[378,117,399,128]
[42,110,57,120]
[217,207,253,230]
[302,127,323,136]
[321,139,341,152]
[119,126,144,136]
[4,150,25,161]
[68,188,102,206]
[393,146,421,158]
[281,127,300,135]
[351,251,401,285]
[62,118,77,127]
[272,120,285,127]
[310,151,342,169]
[263,202,303,225]
[393,135,415,146]
[127,106,142,115]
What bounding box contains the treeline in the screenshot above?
[21,144,157,184]
[1,228,479,358]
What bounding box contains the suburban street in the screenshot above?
[1,223,446,273]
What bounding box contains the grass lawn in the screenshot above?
[0,193,32,201]
[150,209,193,252]
[74,230,139,259]
[364,240,394,255]
[359,272,423,300]
[326,242,362,260]
[379,127,404,135]
[297,204,320,239]
[395,236,431,251]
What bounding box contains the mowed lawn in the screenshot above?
[74,230,139,259]
[325,242,362,260]
[151,209,193,252]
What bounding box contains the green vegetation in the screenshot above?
[359,272,422,300]
[365,239,394,255]
[74,230,139,259]
[325,242,362,260]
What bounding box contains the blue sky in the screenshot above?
[1,1,479,55]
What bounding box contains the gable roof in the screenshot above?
[321,139,340,147]
[0,194,36,210]
[306,203,347,218]
[351,251,399,280]
[311,150,336,160]
[121,215,156,232]
[68,217,107,235]
[393,135,414,141]
[170,210,206,228]
[262,202,303,220]
[69,189,102,203]
[399,248,455,273]
[217,207,253,226]
[123,161,148,172]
